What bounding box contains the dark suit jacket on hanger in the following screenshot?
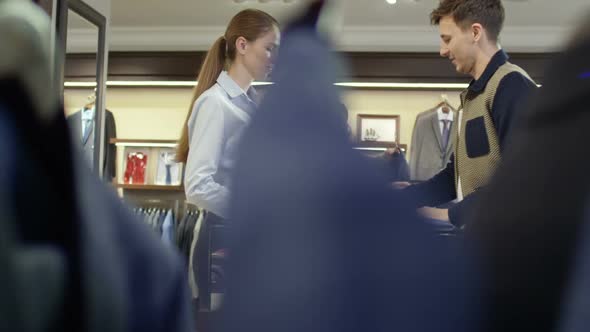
[409,107,456,181]
[67,109,117,181]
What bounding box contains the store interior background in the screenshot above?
[63,0,589,164]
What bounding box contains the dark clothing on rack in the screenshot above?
[382,151,410,182]
[157,211,166,236]
[134,208,176,240]
[175,214,189,253]
[176,213,190,250]
[175,211,200,264]
[0,76,87,332]
[1,5,192,330]
[364,150,410,183]
[0,93,193,332]
[220,16,481,332]
[0,103,69,332]
[74,169,193,332]
[404,50,537,227]
[162,210,175,247]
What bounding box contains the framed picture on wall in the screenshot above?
[356,114,400,147]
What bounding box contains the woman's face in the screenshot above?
[241,26,280,81]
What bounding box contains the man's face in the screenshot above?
[438,16,477,76]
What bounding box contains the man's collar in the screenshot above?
[81,106,95,119]
[437,107,454,121]
[468,49,509,93]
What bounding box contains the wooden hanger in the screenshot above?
[437,94,452,114]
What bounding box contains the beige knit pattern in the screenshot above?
[455,62,534,197]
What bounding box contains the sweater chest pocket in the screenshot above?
[465,116,490,158]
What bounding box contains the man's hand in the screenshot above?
[392,181,411,190]
[418,207,450,222]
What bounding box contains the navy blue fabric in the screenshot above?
[404,158,456,210]
[111,202,192,332]
[0,77,87,331]
[0,80,193,332]
[0,105,15,192]
[367,151,410,183]
[465,116,490,158]
[468,50,537,152]
[76,164,194,332]
[560,201,590,332]
[469,35,590,332]
[404,50,536,227]
[468,50,509,93]
[219,23,481,332]
[492,72,538,150]
[387,152,411,182]
[424,217,457,234]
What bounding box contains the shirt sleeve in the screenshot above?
[184,95,230,218]
[492,72,537,151]
[403,156,457,208]
[447,190,479,228]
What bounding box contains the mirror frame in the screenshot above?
[56,0,107,178]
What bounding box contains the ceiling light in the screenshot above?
[64,81,475,90]
[335,82,469,89]
[385,0,397,4]
[64,81,274,88]
[115,142,177,148]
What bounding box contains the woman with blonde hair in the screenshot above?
[178,9,280,219]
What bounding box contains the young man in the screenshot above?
[399,0,537,227]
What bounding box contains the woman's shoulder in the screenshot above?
[189,84,228,124]
[194,84,226,107]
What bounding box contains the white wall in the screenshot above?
[344,89,461,156]
[81,0,110,18]
[65,88,190,140]
[65,87,461,157]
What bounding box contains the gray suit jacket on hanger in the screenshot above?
[67,109,117,181]
[409,107,456,181]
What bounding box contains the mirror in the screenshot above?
[55,0,108,180]
[64,9,99,169]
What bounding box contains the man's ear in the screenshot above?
[471,23,484,43]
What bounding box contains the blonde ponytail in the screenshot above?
[177,36,227,163]
[177,9,278,163]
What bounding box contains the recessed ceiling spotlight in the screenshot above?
[386,0,397,4]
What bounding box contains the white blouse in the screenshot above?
[184,71,258,218]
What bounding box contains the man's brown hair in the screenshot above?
[430,0,505,42]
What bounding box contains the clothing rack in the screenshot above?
[131,199,199,241]
[129,198,182,222]
[183,200,199,214]
[129,197,228,312]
